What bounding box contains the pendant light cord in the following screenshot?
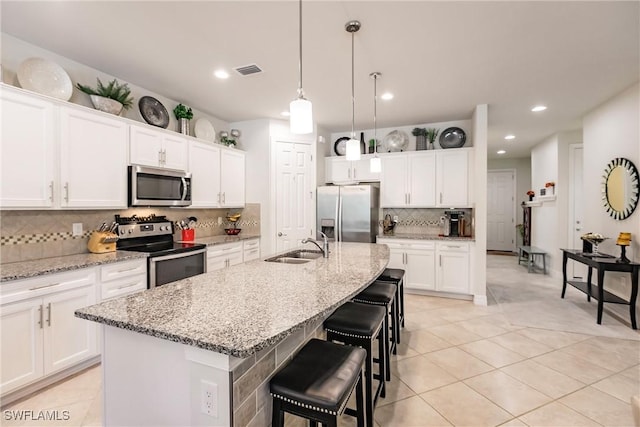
[351,30,355,139]
[373,73,377,154]
[297,0,303,97]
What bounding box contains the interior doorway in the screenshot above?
[487,169,516,252]
[569,144,586,278]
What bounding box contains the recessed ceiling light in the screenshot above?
[497,150,506,154]
[381,92,394,100]
[281,111,290,117]
[214,70,229,79]
[531,105,547,112]
[504,134,515,140]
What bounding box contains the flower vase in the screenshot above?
[429,141,435,150]
[528,195,534,202]
[416,135,427,150]
[178,118,190,136]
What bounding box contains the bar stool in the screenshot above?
[352,281,398,381]
[324,302,387,427]
[270,338,366,427]
[376,268,406,329]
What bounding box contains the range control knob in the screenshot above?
[128,229,133,234]
[119,230,125,235]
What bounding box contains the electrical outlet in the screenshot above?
[201,380,218,417]
[72,223,83,236]
[217,217,223,225]
[393,215,399,222]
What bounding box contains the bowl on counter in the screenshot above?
[224,228,242,236]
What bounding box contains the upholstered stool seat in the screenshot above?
[353,281,399,381]
[324,302,387,427]
[376,268,405,328]
[270,338,366,427]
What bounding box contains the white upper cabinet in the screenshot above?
[325,155,380,184]
[1,87,55,208]
[381,152,436,207]
[59,107,128,208]
[436,149,469,207]
[189,141,221,208]
[220,149,245,207]
[130,124,188,171]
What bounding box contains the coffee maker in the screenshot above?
[444,210,465,237]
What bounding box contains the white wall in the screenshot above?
[583,83,639,297]
[472,105,488,305]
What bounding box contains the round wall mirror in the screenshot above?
[602,157,639,220]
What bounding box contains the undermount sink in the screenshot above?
[265,249,323,264]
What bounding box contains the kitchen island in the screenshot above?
[75,242,389,427]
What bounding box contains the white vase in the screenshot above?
[89,95,123,115]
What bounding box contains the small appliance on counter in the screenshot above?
[444,210,465,237]
[87,222,119,254]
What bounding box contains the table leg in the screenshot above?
[597,268,605,325]
[518,248,522,265]
[562,252,568,298]
[543,254,546,274]
[587,267,593,302]
[528,252,533,273]
[630,266,638,330]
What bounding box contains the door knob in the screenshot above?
[278,232,287,237]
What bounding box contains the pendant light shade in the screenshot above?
[290,0,313,134]
[370,71,381,173]
[345,20,361,161]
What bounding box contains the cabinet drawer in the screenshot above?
[243,248,260,262]
[207,242,243,259]
[101,274,146,301]
[437,242,469,252]
[1,268,96,305]
[243,238,260,250]
[378,239,435,250]
[100,259,146,282]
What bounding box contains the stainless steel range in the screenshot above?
[115,214,207,289]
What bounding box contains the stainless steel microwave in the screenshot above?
[128,165,192,207]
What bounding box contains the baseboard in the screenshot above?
[473,294,488,306]
[405,288,473,301]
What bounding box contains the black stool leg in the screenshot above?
[381,310,391,381]
[272,398,284,427]
[356,369,365,427]
[400,278,405,327]
[364,340,374,427]
[377,327,386,398]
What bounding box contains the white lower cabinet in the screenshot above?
[0,269,98,395]
[243,238,261,262]
[100,259,147,301]
[378,238,470,295]
[207,242,244,271]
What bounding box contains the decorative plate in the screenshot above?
[439,127,466,148]
[138,96,169,128]
[194,118,216,142]
[17,57,73,101]
[382,130,409,152]
[334,136,349,156]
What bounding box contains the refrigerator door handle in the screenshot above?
[338,195,343,242]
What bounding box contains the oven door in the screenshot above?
[129,165,192,207]
[148,248,207,288]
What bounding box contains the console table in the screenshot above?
[561,249,638,329]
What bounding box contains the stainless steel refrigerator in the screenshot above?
[317,185,380,243]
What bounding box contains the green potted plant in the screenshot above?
[173,103,193,135]
[425,128,439,149]
[76,78,133,115]
[412,127,427,150]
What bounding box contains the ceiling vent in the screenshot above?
[234,64,263,76]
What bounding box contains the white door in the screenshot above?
[0,298,44,394]
[189,141,221,208]
[569,144,587,278]
[487,170,516,251]
[59,107,129,208]
[220,150,245,207]
[275,142,313,253]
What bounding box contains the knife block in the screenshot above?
[87,231,118,254]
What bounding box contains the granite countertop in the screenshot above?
[178,233,261,246]
[0,251,148,283]
[378,233,475,241]
[75,242,389,358]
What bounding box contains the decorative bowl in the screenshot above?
[90,95,123,115]
[225,228,241,235]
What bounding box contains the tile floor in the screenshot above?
[2,254,639,426]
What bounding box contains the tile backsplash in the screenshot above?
[382,208,474,236]
[0,203,260,263]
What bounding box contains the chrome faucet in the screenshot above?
[301,231,329,258]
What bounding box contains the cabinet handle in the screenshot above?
[46,302,52,327]
[64,182,69,203]
[114,266,140,274]
[217,193,221,203]
[348,168,351,179]
[354,168,357,179]
[38,305,43,329]
[49,181,54,202]
[29,282,60,291]
[158,150,163,165]
[439,255,442,267]
[222,192,226,203]
[440,192,443,204]
[408,193,411,205]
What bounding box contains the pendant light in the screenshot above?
[369,72,382,173]
[345,20,361,161]
[290,0,313,134]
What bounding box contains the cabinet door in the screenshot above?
[437,251,470,294]
[405,248,436,291]
[220,150,245,207]
[437,150,469,207]
[227,251,244,268]
[0,298,44,394]
[130,125,163,167]
[0,88,55,208]
[59,107,128,208]
[352,157,380,182]
[325,158,353,184]
[206,255,228,271]
[385,246,405,270]
[43,286,98,375]
[162,134,188,171]
[409,153,436,207]
[189,141,221,207]
[380,155,408,207]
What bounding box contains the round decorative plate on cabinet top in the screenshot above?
[17,57,73,101]
[382,130,409,152]
[138,96,170,128]
[334,136,349,156]
[194,118,216,142]
[439,127,466,148]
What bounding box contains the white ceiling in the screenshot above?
[2,1,638,158]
